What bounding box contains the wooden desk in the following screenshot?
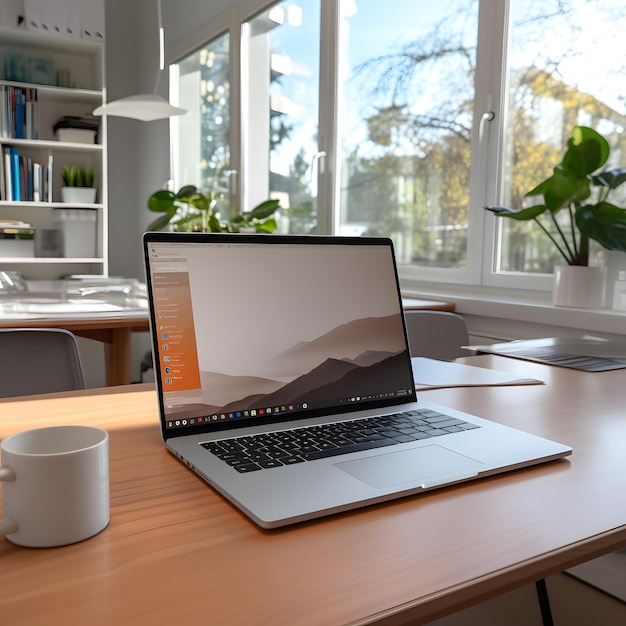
[1,356,625,625]
[0,314,149,386]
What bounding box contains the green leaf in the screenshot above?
[546,168,590,211]
[208,214,223,232]
[148,190,176,212]
[255,218,277,233]
[563,126,609,175]
[593,167,626,190]
[62,166,75,186]
[576,202,626,252]
[528,168,590,212]
[484,204,549,220]
[187,194,209,212]
[146,211,176,231]
[176,185,198,201]
[248,199,280,220]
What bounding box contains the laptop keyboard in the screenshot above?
[201,409,481,473]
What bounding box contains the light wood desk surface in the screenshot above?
[0,314,149,387]
[1,356,625,625]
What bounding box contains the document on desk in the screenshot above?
[412,357,543,390]
[0,297,148,318]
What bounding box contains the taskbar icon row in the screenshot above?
[166,402,308,429]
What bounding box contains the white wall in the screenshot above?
[162,0,238,46]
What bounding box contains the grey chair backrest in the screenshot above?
[0,328,86,398]
[404,310,469,360]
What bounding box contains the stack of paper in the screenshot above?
[411,357,543,390]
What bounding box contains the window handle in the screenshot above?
[479,110,495,144]
[311,151,326,181]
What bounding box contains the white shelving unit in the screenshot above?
[0,26,107,280]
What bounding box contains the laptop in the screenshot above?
[143,232,572,528]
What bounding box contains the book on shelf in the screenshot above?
[0,85,39,140]
[10,146,19,200]
[0,146,52,202]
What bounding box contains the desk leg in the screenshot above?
[535,579,554,626]
[105,328,132,386]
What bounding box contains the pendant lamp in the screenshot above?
[93,0,186,122]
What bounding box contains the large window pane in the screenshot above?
[172,32,231,212]
[337,0,479,266]
[498,0,626,273]
[244,0,320,232]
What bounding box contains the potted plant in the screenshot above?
[61,166,97,204]
[146,184,279,233]
[485,126,626,306]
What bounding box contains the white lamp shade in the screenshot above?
[92,94,187,122]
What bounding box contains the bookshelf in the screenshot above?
[0,26,107,280]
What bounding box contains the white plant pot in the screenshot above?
[61,186,97,204]
[553,265,606,308]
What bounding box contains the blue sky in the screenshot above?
[267,0,476,173]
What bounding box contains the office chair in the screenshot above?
[0,328,86,398]
[404,310,470,360]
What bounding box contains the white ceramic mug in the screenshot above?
[0,425,109,548]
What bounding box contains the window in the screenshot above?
[243,1,320,232]
[498,0,626,276]
[172,31,232,211]
[170,0,626,292]
[336,1,479,271]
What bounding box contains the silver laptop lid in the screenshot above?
[143,233,416,440]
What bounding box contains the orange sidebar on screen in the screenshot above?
[152,271,201,392]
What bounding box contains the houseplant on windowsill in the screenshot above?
[485,126,626,307]
[61,166,97,204]
[146,185,279,233]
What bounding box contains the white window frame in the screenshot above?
[167,0,571,298]
[168,7,242,213]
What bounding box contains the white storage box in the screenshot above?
[0,226,35,257]
[55,128,97,144]
[54,209,97,258]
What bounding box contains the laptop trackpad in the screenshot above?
[335,445,484,489]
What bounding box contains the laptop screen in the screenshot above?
[143,233,416,437]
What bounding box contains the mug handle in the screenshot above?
[0,466,18,537]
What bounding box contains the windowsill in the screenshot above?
[403,282,626,338]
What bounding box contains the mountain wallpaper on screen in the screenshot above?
[194,313,412,415]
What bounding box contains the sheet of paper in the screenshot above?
[0,300,147,318]
[0,295,148,318]
[412,357,543,390]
